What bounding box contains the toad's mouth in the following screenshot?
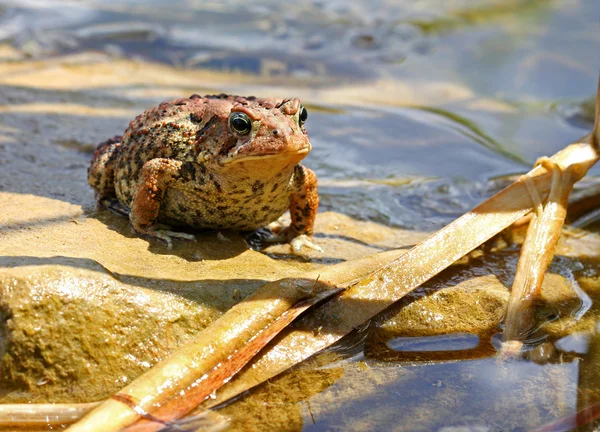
[220,147,310,165]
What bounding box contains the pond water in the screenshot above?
[1,0,600,430]
[4,0,599,228]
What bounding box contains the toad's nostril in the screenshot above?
[272,129,279,136]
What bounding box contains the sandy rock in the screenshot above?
[375,274,509,337]
[0,264,221,403]
[0,194,429,403]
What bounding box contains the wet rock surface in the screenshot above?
[366,249,600,364]
[0,263,221,403]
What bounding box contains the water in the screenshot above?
[1,0,599,430]
[4,0,598,228]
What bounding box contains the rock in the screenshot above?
[0,263,220,403]
[365,260,510,363]
[375,274,509,337]
[0,199,429,404]
[365,251,600,363]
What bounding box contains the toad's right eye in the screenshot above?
[299,105,308,126]
[229,112,252,135]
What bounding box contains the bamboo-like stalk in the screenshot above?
[123,295,335,432]
[502,76,600,350]
[501,160,574,348]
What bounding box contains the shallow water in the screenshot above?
[1,0,600,430]
[3,0,599,228]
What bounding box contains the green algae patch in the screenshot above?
[410,0,553,35]
[581,97,597,124]
[217,355,345,432]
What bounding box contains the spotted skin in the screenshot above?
[88,94,319,249]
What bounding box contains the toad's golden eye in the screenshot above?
[299,106,308,126]
[229,112,252,135]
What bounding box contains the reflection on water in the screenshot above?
[2,0,599,94]
[387,333,481,352]
[1,0,600,430]
[302,357,579,432]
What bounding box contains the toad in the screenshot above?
[88,94,320,253]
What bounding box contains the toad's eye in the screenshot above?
[229,112,252,135]
[299,106,308,126]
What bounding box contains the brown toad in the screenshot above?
[88,94,320,252]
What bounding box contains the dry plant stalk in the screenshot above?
[123,296,333,432]
[65,251,407,432]
[502,77,600,349]
[501,160,574,347]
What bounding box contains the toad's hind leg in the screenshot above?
[87,136,123,203]
[130,158,195,249]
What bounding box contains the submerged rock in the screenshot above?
[366,249,600,364]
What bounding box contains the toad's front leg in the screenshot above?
[130,158,195,249]
[271,164,322,253]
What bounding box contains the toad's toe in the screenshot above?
[135,226,196,249]
[263,229,323,254]
[290,234,323,254]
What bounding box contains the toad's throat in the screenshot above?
[221,147,310,164]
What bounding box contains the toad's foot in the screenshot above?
[135,225,196,249]
[264,227,323,254]
[99,197,130,217]
[290,234,323,254]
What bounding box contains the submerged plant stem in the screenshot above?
[0,402,99,426]
[502,160,574,347]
